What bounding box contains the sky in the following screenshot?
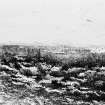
[0,0,105,46]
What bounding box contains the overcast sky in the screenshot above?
[0,0,105,46]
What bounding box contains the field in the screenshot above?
[0,44,105,105]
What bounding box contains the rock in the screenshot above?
[40,63,51,71]
[45,74,51,79]
[71,89,81,96]
[51,66,61,72]
[45,88,63,94]
[68,68,85,74]
[39,79,52,87]
[12,81,24,85]
[66,98,74,103]
[50,77,63,83]
[65,81,80,87]
[20,66,38,76]
[93,100,101,105]
[50,71,64,77]
[0,65,18,74]
[39,80,52,84]
[78,72,86,78]
[100,66,105,71]
[80,87,90,91]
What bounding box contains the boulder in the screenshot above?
[20,66,38,76]
[50,71,64,77]
[39,80,52,87]
[68,68,85,74]
[78,72,86,78]
[0,65,18,74]
[65,81,80,87]
[51,66,61,72]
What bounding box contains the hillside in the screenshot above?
[0,44,105,105]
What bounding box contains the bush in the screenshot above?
[42,52,62,66]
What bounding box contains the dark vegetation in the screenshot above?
[0,45,105,105]
[1,45,105,68]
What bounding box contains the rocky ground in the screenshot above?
[0,55,105,105]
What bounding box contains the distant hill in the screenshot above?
[0,43,91,57]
